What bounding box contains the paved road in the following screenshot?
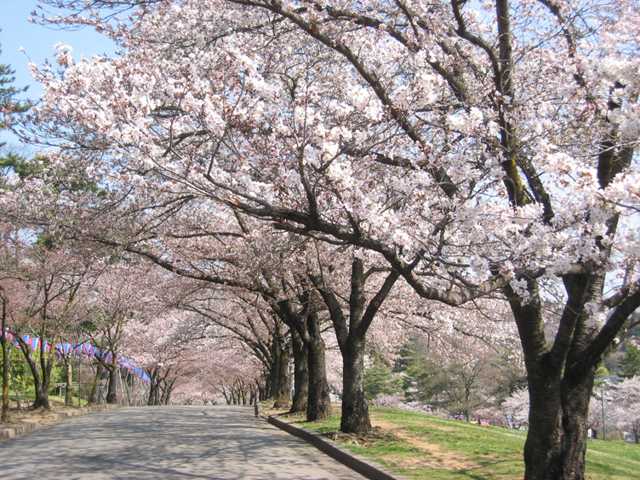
[0,406,366,479]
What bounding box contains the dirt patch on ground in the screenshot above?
[323,426,398,447]
[2,403,117,441]
[3,406,76,427]
[372,418,479,470]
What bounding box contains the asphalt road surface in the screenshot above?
[0,406,367,479]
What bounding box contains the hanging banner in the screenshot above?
[6,331,150,383]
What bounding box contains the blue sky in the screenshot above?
[1,1,115,150]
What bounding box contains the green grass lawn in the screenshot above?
[295,407,639,480]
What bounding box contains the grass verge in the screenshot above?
[291,407,639,480]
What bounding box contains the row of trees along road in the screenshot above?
[2,49,260,410]
[0,1,639,479]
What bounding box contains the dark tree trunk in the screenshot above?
[290,329,309,413]
[88,363,102,405]
[152,374,162,405]
[271,334,291,409]
[106,367,117,404]
[512,274,603,480]
[524,373,563,480]
[524,368,595,480]
[32,383,50,409]
[312,258,400,434]
[276,297,331,421]
[32,355,53,410]
[16,339,51,410]
[268,348,278,399]
[263,376,271,400]
[559,369,595,480]
[37,344,53,410]
[147,371,157,406]
[463,385,472,422]
[161,379,175,405]
[306,311,331,421]
[257,381,266,401]
[222,388,231,405]
[340,336,371,434]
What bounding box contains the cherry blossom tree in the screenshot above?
[82,262,158,404]
[124,311,188,406]
[101,208,329,418]
[8,243,98,409]
[609,376,640,443]
[174,283,294,407]
[19,1,640,477]
[502,387,529,429]
[177,340,263,405]
[308,249,400,433]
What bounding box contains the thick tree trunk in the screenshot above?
[559,370,595,480]
[18,342,51,410]
[32,360,52,410]
[306,314,331,421]
[88,363,102,405]
[463,385,472,422]
[341,336,371,434]
[312,259,400,432]
[276,297,331,420]
[272,336,291,409]
[524,367,595,480]
[257,381,266,402]
[147,370,157,406]
[524,374,563,480]
[269,328,291,408]
[37,344,53,410]
[268,347,279,400]
[32,384,50,409]
[290,329,309,413]
[106,367,117,404]
[161,379,175,405]
[263,378,271,400]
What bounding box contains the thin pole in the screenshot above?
[1,296,9,423]
[601,383,606,441]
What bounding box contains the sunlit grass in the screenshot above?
[296,406,639,480]
[48,394,89,407]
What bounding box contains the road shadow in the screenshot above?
[0,406,363,480]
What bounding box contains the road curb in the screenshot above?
[0,404,119,442]
[268,415,404,480]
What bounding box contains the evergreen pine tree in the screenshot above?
[620,344,640,378]
[0,41,28,149]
